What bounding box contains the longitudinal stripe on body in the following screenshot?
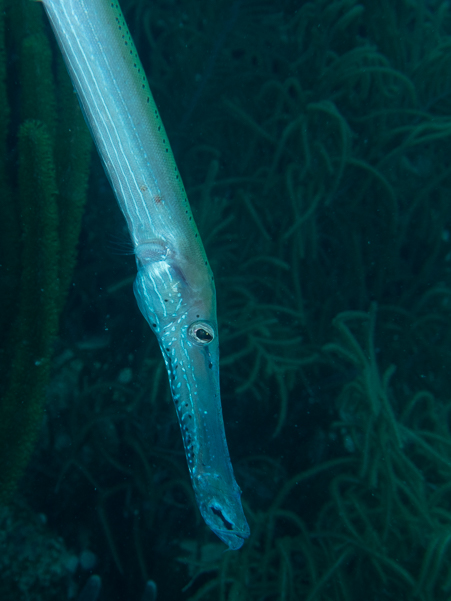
[46,3,155,233]
[147,271,166,316]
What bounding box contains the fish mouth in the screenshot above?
[214,528,248,551]
[208,505,250,550]
[194,474,250,550]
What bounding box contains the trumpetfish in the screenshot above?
[39,0,250,550]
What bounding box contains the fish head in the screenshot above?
[133,253,217,356]
[133,253,250,550]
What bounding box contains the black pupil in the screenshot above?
[196,328,212,341]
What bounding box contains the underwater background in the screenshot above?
[1,0,451,599]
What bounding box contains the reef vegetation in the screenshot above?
[0,0,91,506]
[1,0,451,600]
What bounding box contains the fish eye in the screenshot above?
[188,321,215,345]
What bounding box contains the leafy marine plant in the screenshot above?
[0,0,91,504]
[180,305,451,601]
[148,0,451,598]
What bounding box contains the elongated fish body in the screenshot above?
[40,0,249,549]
